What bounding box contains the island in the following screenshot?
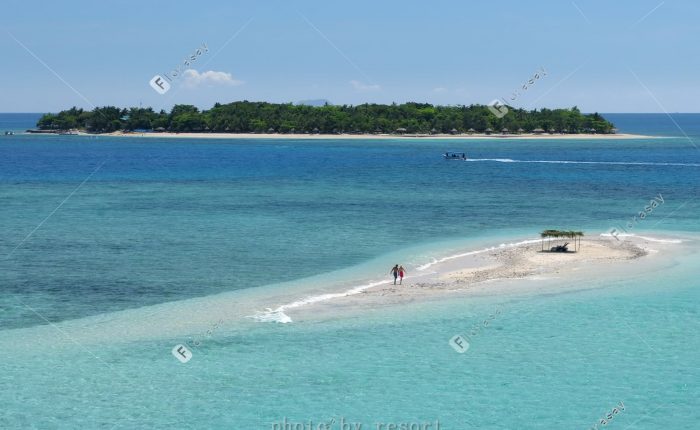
[33,102,618,137]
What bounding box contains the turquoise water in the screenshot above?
[1,114,699,428]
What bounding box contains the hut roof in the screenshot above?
[540,229,584,238]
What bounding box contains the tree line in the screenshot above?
[36,102,615,134]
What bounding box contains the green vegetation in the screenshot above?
[36,102,615,134]
[540,230,584,239]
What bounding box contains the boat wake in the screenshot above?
[467,158,700,167]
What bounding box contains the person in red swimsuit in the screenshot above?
[398,265,406,285]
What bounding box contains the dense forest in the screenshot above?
[36,102,615,134]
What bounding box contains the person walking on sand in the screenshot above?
[398,265,406,285]
[390,264,399,285]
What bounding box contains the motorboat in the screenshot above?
[444,152,467,160]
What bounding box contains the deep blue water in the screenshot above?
[603,113,700,137]
[0,112,43,133]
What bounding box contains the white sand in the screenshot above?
[281,236,671,321]
[90,131,652,140]
[399,238,645,294]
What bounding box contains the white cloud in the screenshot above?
[181,69,244,88]
[350,80,381,91]
[433,87,448,93]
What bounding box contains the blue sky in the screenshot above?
[1,0,698,113]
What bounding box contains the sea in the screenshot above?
[0,113,698,429]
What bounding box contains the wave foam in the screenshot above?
[635,235,683,244]
[599,232,683,243]
[415,238,541,272]
[247,280,390,324]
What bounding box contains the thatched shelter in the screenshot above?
[533,128,545,134]
[540,229,584,252]
[396,127,407,134]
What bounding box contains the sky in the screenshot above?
[0,0,698,113]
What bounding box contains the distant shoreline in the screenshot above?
[52,131,654,140]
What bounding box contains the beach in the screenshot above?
[91,131,651,140]
[249,234,679,324]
